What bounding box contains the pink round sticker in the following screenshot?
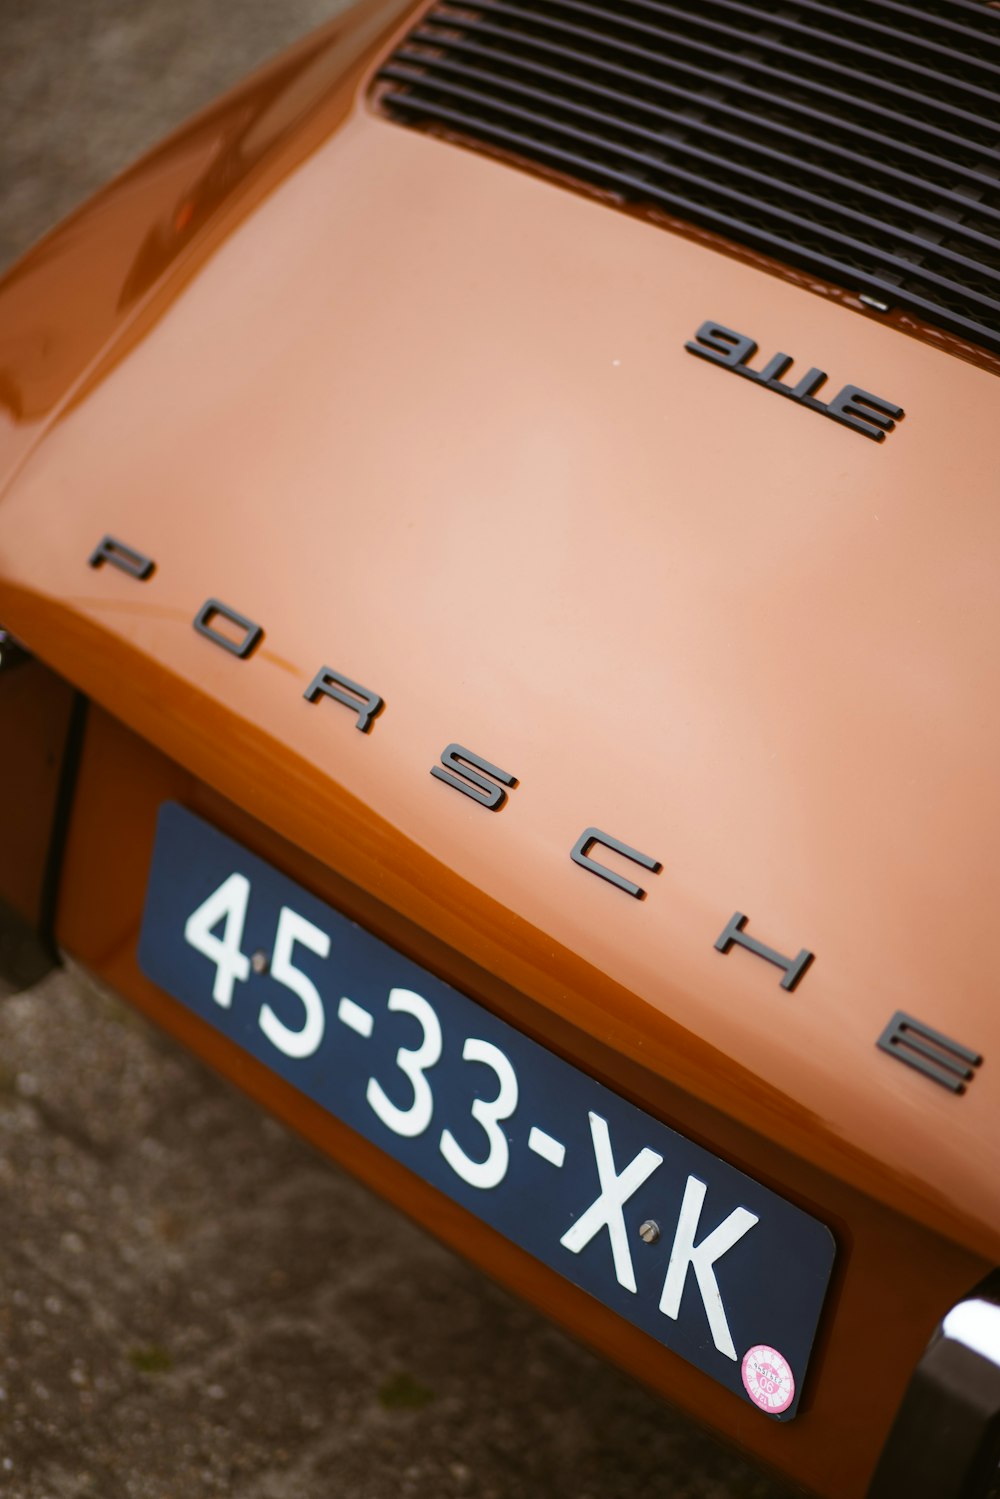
[741,1345,795,1415]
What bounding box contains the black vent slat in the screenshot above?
[686,0,1000,88]
[508,0,993,134]
[462,0,993,161]
[414,15,1000,199]
[774,0,1000,55]
[385,55,1000,277]
[399,41,1000,249]
[378,0,1000,354]
[939,0,1000,17]
[381,65,1000,316]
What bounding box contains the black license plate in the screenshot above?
[139,802,835,1419]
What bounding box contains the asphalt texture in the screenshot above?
[0,4,803,1496]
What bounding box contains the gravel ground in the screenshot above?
[0,4,804,1496]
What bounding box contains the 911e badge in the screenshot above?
[685,320,904,442]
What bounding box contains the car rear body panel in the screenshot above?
[0,3,997,1494]
[50,703,992,1498]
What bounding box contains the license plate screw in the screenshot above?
[638,1219,660,1245]
[251,950,270,975]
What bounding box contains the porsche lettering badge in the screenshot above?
[87,527,984,1091]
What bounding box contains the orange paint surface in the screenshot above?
[0,4,997,1493]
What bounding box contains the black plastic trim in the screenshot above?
[37,692,89,963]
[867,1272,1000,1499]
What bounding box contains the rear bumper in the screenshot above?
[2,663,993,1499]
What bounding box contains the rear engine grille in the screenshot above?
[376,0,1000,355]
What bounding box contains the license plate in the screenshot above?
[139,802,835,1418]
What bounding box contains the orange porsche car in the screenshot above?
[0,2,998,1495]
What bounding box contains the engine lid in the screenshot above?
[0,76,998,1258]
